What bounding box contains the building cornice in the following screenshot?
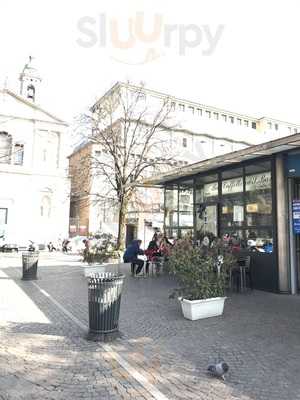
[0,89,68,126]
[91,82,300,127]
[0,112,68,127]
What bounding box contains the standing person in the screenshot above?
[62,239,70,253]
[123,239,145,275]
[83,238,90,261]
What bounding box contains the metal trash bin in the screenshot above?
[22,251,39,280]
[87,272,125,341]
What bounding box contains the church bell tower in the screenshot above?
[19,56,42,103]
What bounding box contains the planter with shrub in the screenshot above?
[168,237,235,320]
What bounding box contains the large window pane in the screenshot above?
[179,188,193,211]
[195,174,218,203]
[245,171,272,227]
[165,188,177,210]
[195,204,218,238]
[178,185,193,229]
[221,173,244,228]
[165,187,178,228]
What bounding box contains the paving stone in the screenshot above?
[1,252,300,399]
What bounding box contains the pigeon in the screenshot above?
[207,362,229,381]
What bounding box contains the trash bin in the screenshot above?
[22,251,39,280]
[87,272,125,341]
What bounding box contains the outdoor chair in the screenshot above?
[148,256,164,276]
[131,259,148,277]
[229,255,252,292]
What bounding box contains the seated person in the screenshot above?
[145,234,160,274]
[159,236,173,256]
[155,236,173,274]
[123,239,145,275]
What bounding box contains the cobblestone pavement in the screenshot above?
[1,252,300,400]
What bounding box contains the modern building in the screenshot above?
[0,57,70,246]
[145,133,300,294]
[69,82,300,247]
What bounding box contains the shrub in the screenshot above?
[168,238,235,301]
[83,233,120,264]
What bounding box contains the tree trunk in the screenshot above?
[117,197,128,251]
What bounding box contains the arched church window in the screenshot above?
[27,84,35,101]
[40,196,51,218]
[0,132,12,164]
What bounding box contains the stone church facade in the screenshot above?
[0,57,70,247]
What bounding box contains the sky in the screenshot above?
[1,0,300,125]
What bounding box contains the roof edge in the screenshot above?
[2,89,68,126]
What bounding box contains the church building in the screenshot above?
[0,57,70,247]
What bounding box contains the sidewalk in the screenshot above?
[1,253,300,400]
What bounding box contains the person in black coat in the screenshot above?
[123,239,145,275]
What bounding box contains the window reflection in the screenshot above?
[179,187,193,230]
[221,169,244,230]
[195,174,218,203]
[220,163,273,253]
[245,171,272,226]
[165,183,194,238]
[245,229,273,253]
[164,161,273,253]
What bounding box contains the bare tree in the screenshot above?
[75,83,177,249]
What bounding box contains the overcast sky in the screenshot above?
[1,0,300,125]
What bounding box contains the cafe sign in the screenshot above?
[204,172,271,197]
[246,172,271,191]
[222,177,243,195]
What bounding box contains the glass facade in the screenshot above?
[164,160,274,252]
[165,181,194,239]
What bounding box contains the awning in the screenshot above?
[143,133,300,186]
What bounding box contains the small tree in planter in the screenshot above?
[168,238,235,320]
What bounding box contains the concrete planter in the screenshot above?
[83,264,106,277]
[83,262,130,277]
[179,297,226,320]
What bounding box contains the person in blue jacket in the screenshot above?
[123,239,145,275]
